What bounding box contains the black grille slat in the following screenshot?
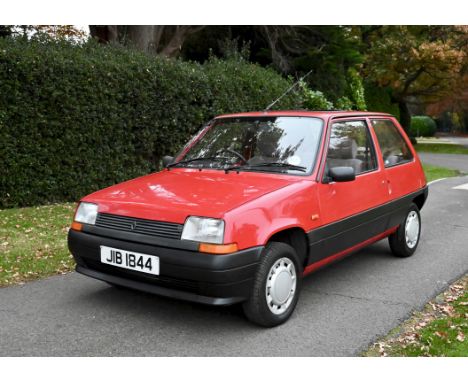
[97,214,178,227]
[95,213,183,239]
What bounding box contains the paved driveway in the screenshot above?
[1,177,467,356]
[445,136,468,148]
[418,152,468,173]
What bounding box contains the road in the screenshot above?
[443,136,468,148]
[1,177,467,356]
[418,152,468,173]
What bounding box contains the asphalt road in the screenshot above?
[418,152,468,173]
[1,177,468,356]
[443,136,468,148]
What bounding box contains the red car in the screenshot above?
[68,111,428,327]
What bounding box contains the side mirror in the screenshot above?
[327,166,355,182]
[162,155,174,168]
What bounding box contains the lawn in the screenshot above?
[365,276,468,357]
[415,143,468,155]
[0,203,76,286]
[422,163,461,183]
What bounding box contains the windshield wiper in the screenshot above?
[225,162,307,173]
[167,156,224,168]
[250,162,307,172]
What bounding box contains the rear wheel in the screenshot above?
[389,203,421,258]
[242,242,302,327]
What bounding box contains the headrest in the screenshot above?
[327,137,358,159]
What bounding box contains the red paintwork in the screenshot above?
[302,226,398,276]
[80,111,426,267]
[83,169,302,224]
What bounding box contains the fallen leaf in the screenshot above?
[435,331,448,339]
[456,332,465,342]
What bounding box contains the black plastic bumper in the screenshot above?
[68,228,263,306]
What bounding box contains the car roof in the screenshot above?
[215,110,393,120]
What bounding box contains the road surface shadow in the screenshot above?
[71,240,398,328]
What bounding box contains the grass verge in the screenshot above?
[365,275,468,356]
[0,203,75,286]
[415,143,468,154]
[422,163,462,183]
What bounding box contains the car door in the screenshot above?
[308,119,390,263]
[370,118,423,199]
[369,117,427,230]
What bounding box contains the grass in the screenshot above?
[365,276,468,356]
[422,163,462,183]
[415,143,468,154]
[0,203,76,286]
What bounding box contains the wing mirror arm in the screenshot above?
[162,155,174,168]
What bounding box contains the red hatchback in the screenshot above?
[68,111,428,326]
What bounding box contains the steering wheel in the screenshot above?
[216,147,248,164]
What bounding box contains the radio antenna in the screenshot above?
[264,69,314,111]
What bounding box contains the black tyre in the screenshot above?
[389,203,421,258]
[242,242,302,327]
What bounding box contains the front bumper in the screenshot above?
[68,227,263,306]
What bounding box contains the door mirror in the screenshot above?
[162,155,174,168]
[328,166,355,182]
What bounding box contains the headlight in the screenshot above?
[181,216,224,244]
[74,202,98,225]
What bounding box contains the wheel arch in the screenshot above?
[412,189,428,211]
[266,227,309,269]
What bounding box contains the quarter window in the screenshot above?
[371,119,413,167]
[325,120,378,176]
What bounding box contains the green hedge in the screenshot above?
[410,116,437,137]
[0,38,302,208]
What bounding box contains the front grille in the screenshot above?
[95,213,183,240]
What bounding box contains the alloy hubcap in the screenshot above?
[405,211,420,249]
[265,257,297,315]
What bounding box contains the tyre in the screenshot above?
[389,203,421,258]
[242,242,302,327]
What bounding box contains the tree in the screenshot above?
[181,26,364,105]
[426,74,468,132]
[0,25,87,41]
[89,25,204,57]
[0,25,13,38]
[364,26,468,132]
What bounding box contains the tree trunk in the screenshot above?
[398,100,412,134]
[89,25,204,57]
[125,26,158,53]
[89,25,118,44]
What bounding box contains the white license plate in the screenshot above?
[100,246,159,275]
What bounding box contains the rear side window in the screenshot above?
[326,120,377,175]
[371,119,413,167]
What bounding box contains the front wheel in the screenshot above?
[242,242,302,327]
[389,203,421,258]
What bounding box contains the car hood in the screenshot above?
[83,169,300,224]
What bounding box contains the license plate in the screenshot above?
[100,246,159,275]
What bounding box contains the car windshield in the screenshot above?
[174,116,324,174]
